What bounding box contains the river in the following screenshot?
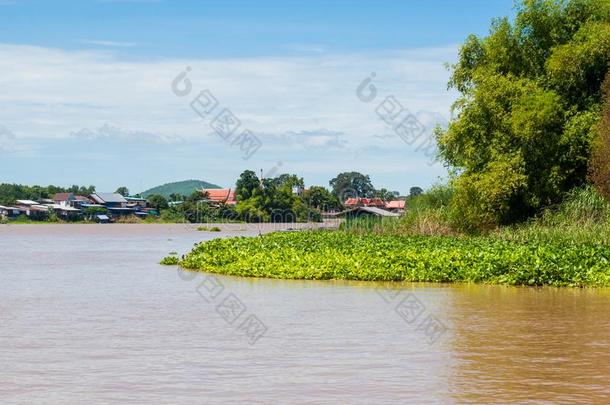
[1,224,609,403]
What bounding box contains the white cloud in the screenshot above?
[0,42,458,190]
[71,124,184,143]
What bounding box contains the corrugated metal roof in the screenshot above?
[91,193,128,204]
[345,206,400,217]
[49,204,80,211]
[16,200,39,205]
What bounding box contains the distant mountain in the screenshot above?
[140,179,222,199]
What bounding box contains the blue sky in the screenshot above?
[0,0,515,194]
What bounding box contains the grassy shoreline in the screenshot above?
[168,230,610,287]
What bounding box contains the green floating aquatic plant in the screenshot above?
[160,255,180,265]
[176,230,610,287]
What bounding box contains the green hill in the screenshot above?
[140,179,222,199]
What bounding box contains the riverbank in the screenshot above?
[172,230,610,287]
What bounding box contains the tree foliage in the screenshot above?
[301,186,340,211]
[235,170,260,201]
[590,72,610,199]
[329,172,376,200]
[409,187,424,197]
[147,194,169,210]
[375,188,399,201]
[234,171,320,222]
[115,186,129,196]
[0,183,95,205]
[437,0,610,230]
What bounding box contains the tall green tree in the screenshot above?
[329,172,375,200]
[115,186,129,197]
[147,194,169,210]
[409,187,424,197]
[302,186,340,211]
[235,170,260,201]
[437,0,610,230]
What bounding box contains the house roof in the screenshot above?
[385,200,406,209]
[345,206,400,217]
[74,195,91,202]
[344,197,386,207]
[202,188,236,203]
[52,193,74,201]
[49,204,80,212]
[125,196,147,202]
[90,193,128,204]
[15,200,39,206]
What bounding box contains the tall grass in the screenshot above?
[344,185,610,244]
[395,185,456,235]
[495,186,610,245]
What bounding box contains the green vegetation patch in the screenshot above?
[178,230,610,287]
[197,226,222,232]
[160,255,180,265]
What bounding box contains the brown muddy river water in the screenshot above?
[1,224,609,403]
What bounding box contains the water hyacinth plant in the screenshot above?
[175,230,610,287]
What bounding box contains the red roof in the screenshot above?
[52,193,74,202]
[202,188,236,204]
[344,197,359,206]
[344,197,385,207]
[385,200,406,209]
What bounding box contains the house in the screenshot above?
[90,192,128,207]
[344,197,386,208]
[385,200,406,213]
[13,201,49,220]
[48,204,82,220]
[72,195,93,209]
[79,203,108,220]
[201,188,237,206]
[89,193,136,217]
[52,193,75,207]
[124,196,147,208]
[0,205,20,220]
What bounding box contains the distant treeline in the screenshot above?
[0,183,96,206]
